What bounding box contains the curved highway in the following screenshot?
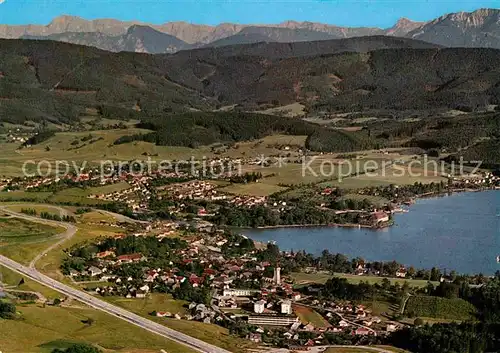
[0,206,78,269]
[0,207,232,353]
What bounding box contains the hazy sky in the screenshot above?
[0,0,499,28]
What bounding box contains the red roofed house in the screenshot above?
[396,267,407,278]
[354,327,374,336]
[96,250,115,259]
[117,253,144,264]
[321,188,333,195]
[372,211,389,224]
[189,274,204,287]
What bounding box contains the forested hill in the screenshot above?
[183,35,441,59]
[1,38,500,125]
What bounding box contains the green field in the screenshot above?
[1,265,63,299]
[0,189,111,206]
[0,191,53,202]
[325,347,411,353]
[333,273,438,288]
[291,272,438,288]
[6,204,71,217]
[0,215,68,265]
[86,182,131,195]
[47,188,112,205]
[0,217,62,244]
[293,304,331,328]
[107,295,255,352]
[221,182,286,196]
[291,271,333,285]
[404,295,477,321]
[0,304,196,353]
[107,293,189,317]
[340,193,390,207]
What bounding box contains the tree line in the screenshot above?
[20,208,76,223]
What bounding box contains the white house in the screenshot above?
[281,300,292,315]
[254,300,266,314]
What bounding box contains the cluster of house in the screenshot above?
[229,195,268,207]
[157,180,272,209]
[351,261,408,278]
[69,229,255,298]
[62,215,412,347]
[24,177,59,190]
[451,172,500,186]
[214,277,404,346]
[0,178,13,191]
[158,181,227,201]
[312,300,401,335]
[88,178,151,211]
[5,129,30,144]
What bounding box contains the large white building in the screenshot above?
[248,315,299,326]
[254,300,266,314]
[281,300,292,315]
[223,289,259,297]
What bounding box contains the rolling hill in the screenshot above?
[0,37,499,126]
[206,26,338,48]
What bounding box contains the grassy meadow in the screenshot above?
[105,294,255,352]
[0,217,62,243]
[0,304,196,353]
[404,295,477,321]
[291,272,439,289]
[293,304,331,328]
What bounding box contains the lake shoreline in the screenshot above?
[241,187,497,232]
[243,189,500,275]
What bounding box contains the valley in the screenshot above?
[2,5,500,353]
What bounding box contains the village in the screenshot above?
[59,218,407,350]
[2,154,500,351]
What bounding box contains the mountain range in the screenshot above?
[1,8,500,53]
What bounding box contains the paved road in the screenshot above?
[0,255,231,353]
[0,207,231,353]
[266,345,396,353]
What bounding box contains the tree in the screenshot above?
[434,282,459,299]
[0,301,16,319]
[52,343,102,353]
[401,281,410,294]
[407,266,416,278]
[381,278,391,291]
[425,281,435,295]
[430,267,441,282]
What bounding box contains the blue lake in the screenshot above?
[244,190,500,275]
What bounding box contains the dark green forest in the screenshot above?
[113,112,372,152]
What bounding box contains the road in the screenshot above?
[0,206,78,269]
[0,255,231,353]
[266,345,396,353]
[0,207,231,353]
